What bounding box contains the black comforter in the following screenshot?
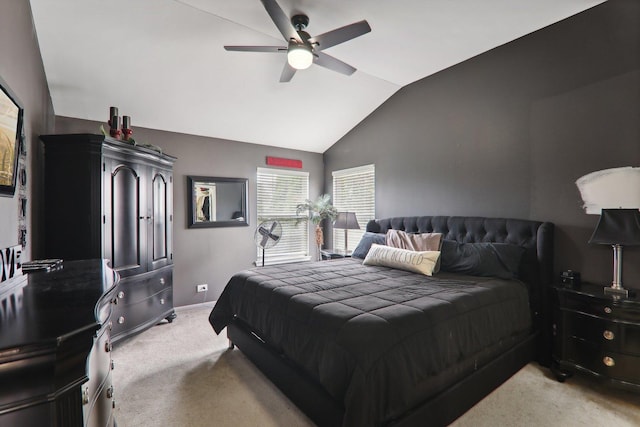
[209,258,532,426]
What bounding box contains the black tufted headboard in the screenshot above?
[366,215,555,364]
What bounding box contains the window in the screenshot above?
[257,167,310,265]
[332,164,375,252]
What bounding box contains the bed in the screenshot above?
[209,216,554,426]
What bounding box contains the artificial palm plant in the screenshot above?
[296,194,338,260]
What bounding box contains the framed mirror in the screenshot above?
[187,176,249,228]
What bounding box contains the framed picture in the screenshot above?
[187,176,249,228]
[0,77,24,197]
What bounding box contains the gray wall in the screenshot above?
[324,0,640,289]
[54,116,324,306]
[0,0,54,259]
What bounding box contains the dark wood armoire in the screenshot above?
[40,133,176,343]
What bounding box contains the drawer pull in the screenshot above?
[118,291,125,299]
[160,277,165,285]
[118,316,125,324]
[111,360,115,370]
[82,386,89,405]
[105,341,112,353]
[603,356,615,367]
[160,298,165,305]
[604,306,612,314]
[603,330,615,340]
[106,386,114,399]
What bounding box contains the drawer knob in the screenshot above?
[160,277,165,285]
[603,330,615,341]
[106,386,114,399]
[604,306,612,314]
[118,316,125,324]
[82,386,89,405]
[105,341,112,353]
[160,298,165,305]
[603,356,615,367]
[118,291,125,299]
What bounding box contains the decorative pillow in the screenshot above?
[439,241,525,279]
[386,230,444,272]
[363,244,441,276]
[352,232,386,259]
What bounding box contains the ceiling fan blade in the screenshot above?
[308,20,371,51]
[280,62,296,82]
[224,46,286,53]
[260,0,302,43]
[314,52,357,76]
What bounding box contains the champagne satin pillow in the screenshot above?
[386,230,443,272]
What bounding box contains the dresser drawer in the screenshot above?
[114,268,172,307]
[84,326,112,416]
[563,310,640,356]
[86,369,115,427]
[567,338,640,384]
[111,287,173,339]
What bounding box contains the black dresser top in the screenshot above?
[0,259,117,355]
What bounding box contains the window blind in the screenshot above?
[257,167,310,265]
[332,164,375,252]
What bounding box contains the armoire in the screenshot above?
[40,133,176,343]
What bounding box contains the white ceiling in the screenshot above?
[30,0,605,153]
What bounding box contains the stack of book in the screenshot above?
[22,259,63,272]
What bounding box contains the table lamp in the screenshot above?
[589,208,640,297]
[334,212,360,255]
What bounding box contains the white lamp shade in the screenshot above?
[287,45,313,70]
[576,167,640,214]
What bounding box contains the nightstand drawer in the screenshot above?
[567,338,640,384]
[564,311,640,356]
[562,292,640,323]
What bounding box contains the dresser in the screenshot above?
[552,282,640,392]
[41,133,176,343]
[0,260,119,426]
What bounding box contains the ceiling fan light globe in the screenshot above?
[287,47,313,70]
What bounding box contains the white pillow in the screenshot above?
[363,244,440,276]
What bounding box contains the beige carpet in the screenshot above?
[113,304,640,427]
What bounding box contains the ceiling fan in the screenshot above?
[224,0,371,82]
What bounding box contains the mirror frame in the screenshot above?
[187,175,249,228]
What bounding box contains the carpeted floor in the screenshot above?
[112,304,640,427]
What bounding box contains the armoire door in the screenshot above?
[148,167,173,271]
[103,159,148,277]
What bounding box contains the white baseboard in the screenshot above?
[175,300,216,312]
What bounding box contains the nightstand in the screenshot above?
[320,249,349,260]
[551,282,640,392]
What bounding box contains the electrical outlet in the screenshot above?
[196,284,208,293]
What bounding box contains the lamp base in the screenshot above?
[604,286,629,298]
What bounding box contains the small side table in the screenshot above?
[551,282,640,393]
[320,249,349,260]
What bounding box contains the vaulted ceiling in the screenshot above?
[30,0,605,153]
